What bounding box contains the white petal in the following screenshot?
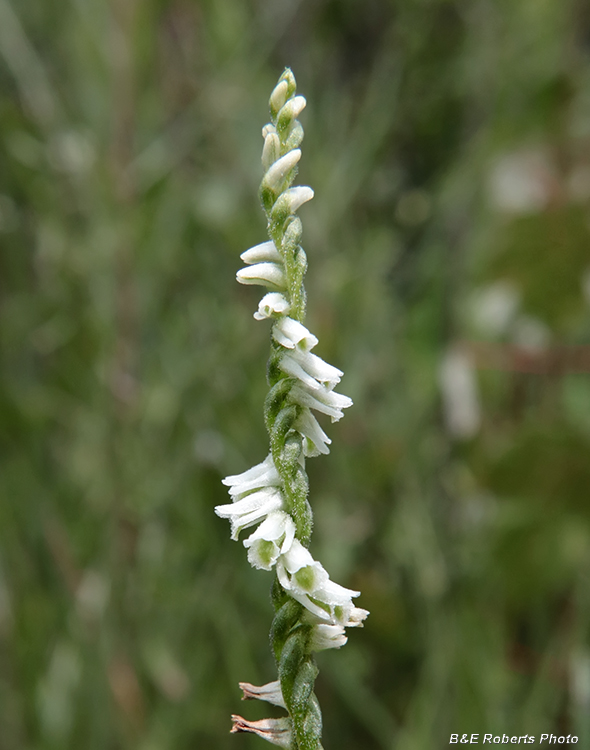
[243,511,295,547]
[278,95,306,121]
[280,519,296,554]
[246,538,281,570]
[230,716,292,748]
[277,539,330,596]
[295,409,331,457]
[271,187,314,220]
[290,383,352,422]
[253,292,290,321]
[240,241,281,265]
[237,263,286,291]
[283,185,313,214]
[272,317,318,350]
[263,149,301,191]
[315,578,360,606]
[222,454,275,487]
[331,602,357,627]
[279,354,323,391]
[269,80,289,112]
[279,538,315,572]
[228,473,281,500]
[239,680,286,709]
[288,349,343,388]
[292,563,330,595]
[276,558,291,591]
[310,623,348,651]
[286,589,333,621]
[262,131,281,171]
[262,123,277,138]
[244,509,296,569]
[345,607,370,627]
[215,488,284,540]
[222,455,280,498]
[215,487,280,519]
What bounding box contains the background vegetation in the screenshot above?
[2,1,590,748]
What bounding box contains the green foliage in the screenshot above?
[1,1,590,749]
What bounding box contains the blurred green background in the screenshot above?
[2,1,590,748]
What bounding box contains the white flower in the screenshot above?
[271,317,352,422]
[230,716,292,748]
[276,540,364,626]
[345,606,370,627]
[243,511,296,570]
[263,149,301,192]
[218,457,295,571]
[309,623,348,651]
[276,539,330,595]
[314,579,361,613]
[239,680,286,708]
[237,262,286,291]
[326,601,369,629]
[222,454,281,499]
[291,587,360,626]
[270,186,314,220]
[240,241,281,265]
[290,383,352,423]
[295,408,331,457]
[279,349,343,391]
[215,487,284,540]
[272,317,318,351]
[253,292,290,321]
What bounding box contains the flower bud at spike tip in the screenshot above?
[278,68,297,100]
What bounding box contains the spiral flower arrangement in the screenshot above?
[216,68,368,750]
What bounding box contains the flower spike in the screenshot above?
[218,68,368,750]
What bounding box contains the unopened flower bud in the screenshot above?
[263,149,301,192]
[269,80,289,115]
[270,186,314,223]
[262,131,281,172]
[277,96,307,131]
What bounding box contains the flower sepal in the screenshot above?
[239,680,286,708]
